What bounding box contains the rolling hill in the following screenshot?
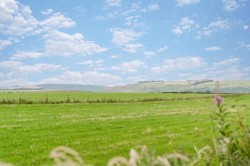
[1,81,250,93]
[106,80,250,93]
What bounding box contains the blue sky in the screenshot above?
[0,0,250,86]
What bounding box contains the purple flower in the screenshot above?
[214,95,224,107]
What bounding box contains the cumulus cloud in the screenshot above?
[0,39,11,50]
[140,3,160,12]
[125,15,145,28]
[243,25,248,30]
[44,30,108,56]
[207,58,248,80]
[0,61,63,73]
[110,28,144,53]
[148,3,159,11]
[222,0,244,12]
[236,41,250,50]
[110,28,143,46]
[40,71,122,86]
[105,0,122,7]
[112,59,145,73]
[143,51,156,57]
[40,12,76,29]
[176,0,201,6]
[0,60,21,68]
[196,18,229,39]
[10,51,43,60]
[0,0,38,36]
[110,55,120,59]
[41,8,53,15]
[157,46,168,53]
[77,60,105,71]
[151,56,205,74]
[205,46,222,51]
[123,43,144,53]
[213,57,240,67]
[0,0,76,37]
[172,17,196,35]
[3,69,121,86]
[0,61,64,86]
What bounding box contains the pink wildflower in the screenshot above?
[214,95,224,107]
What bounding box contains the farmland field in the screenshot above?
[0,92,249,165]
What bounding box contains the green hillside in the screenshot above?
[106,80,250,93]
[1,81,250,93]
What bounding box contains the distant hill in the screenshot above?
[106,80,250,93]
[1,81,250,93]
[37,84,107,92]
[0,84,107,92]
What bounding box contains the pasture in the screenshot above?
[0,91,249,165]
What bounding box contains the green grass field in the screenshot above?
[0,91,213,103]
[0,92,249,165]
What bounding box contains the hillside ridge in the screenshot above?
[0,81,250,93]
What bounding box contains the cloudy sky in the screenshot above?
[0,0,249,86]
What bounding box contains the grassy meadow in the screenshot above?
[0,91,249,165]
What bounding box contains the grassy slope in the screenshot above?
[0,94,249,165]
[1,81,250,93]
[0,91,212,103]
[106,81,250,93]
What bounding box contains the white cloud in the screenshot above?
[0,0,38,36]
[40,71,122,86]
[44,30,108,56]
[236,41,250,50]
[110,28,143,46]
[172,17,195,35]
[196,18,229,39]
[172,27,183,35]
[41,8,53,15]
[18,63,63,74]
[143,51,156,57]
[176,0,201,6]
[139,3,160,12]
[40,12,76,30]
[222,0,244,12]
[209,19,230,29]
[0,0,18,29]
[143,46,168,57]
[125,15,145,28]
[243,25,249,30]
[209,66,248,80]
[124,43,144,53]
[147,3,160,11]
[77,60,105,71]
[10,51,43,60]
[110,55,120,59]
[205,46,222,51]
[120,3,141,16]
[0,78,35,87]
[110,28,144,53]
[2,62,63,74]
[0,60,21,68]
[206,57,249,80]
[0,0,76,37]
[157,46,168,53]
[0,39,11,50]
[112,59,145,73]
[0,61,64,87]
[213,57,240,67]
[151,56,205,74]
[105,0,122,7]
